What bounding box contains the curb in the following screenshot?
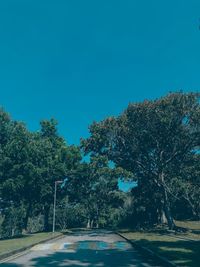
[0,233,64,262]
[117,232,177,267]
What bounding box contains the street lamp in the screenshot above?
[52,180,63,233]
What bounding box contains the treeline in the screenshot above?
[0,111,126,238]
[0,92,199,238]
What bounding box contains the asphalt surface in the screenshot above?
[0,230,161,267]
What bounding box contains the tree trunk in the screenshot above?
[44,205,50,232]
[160,172,175,230]
[90,220,94,228]
[161,184,175,230]
[96,207,99,229]
[87,218,90,229]
[160,208,167,224]
[12,228,15,237]
[24,203,32,231]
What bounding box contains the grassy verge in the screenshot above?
[0,232,62,257]
[175,220,200,234]
[149,220,200,241]
[119,228,200,267]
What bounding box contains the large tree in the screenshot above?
[82,92,200,229]
[36,119,73,231]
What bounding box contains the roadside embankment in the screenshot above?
[0,231,68,261]
[117,229,200,267]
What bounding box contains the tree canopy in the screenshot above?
[82,92,200,229]
[0,92,199,237]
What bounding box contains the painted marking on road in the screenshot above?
[66,243,76,250]
[88,241,98,250]
[96,241,109,250]
[78,241,90,249]
[31,243,53,251]
[114,241,130,250]
[31,241,130,252]
[62,242,72,249]
[52,243,61,250]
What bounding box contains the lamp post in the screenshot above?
[52,180,63,233]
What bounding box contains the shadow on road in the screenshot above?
[0,246,155,267]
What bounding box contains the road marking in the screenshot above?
[62,242,73,249]
[31,243,53,251]
[114,241,131,250]
[31,241,131,251]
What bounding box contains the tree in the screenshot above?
[55,197,87,230]
[82,92,200,229]
[64,156,126,228]
[36,119,71,231]
[0,113,33,233]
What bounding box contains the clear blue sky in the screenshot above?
[0,0,200,145]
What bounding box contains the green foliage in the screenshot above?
[55,198,87,229]
[169,154,200,220]
[1,203,26,238]
[82,92,200,229]
[63,155,126,228]
[0,108,123,235]
[0,111,82,236]
[0,92,199,237]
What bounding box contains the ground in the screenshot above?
[0,230,161,267]
[119,220,200,267]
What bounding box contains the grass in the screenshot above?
[0,232,62,256]
[175,220,200,231]
[150,220,200,241]
[119,221,200,267]
[172,220,200,241]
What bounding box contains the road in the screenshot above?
[0,230,160,267]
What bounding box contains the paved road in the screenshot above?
[0,230,160,267]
